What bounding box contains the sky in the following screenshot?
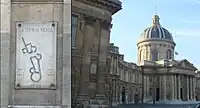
[110,0,200,69]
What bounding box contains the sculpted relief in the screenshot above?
[15,22,57,89]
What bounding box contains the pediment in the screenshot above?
[175,59,197,71]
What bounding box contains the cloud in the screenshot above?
[172,29,200,37]
[181,19,200,24]
[184,0,200,4]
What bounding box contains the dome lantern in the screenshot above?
[152,14,160,26]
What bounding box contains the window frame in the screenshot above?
[151,50,158,61]
[166,49,172,59]
[72,15,78,48]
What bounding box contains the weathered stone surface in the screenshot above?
[1,0,71,107]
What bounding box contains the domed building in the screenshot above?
[137,14,175,64]
[136,14,197,103]
[107,14,198,105]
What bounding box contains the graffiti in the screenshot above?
[21,37,37,54]
[29,53,42,82]
[21,37,42,82]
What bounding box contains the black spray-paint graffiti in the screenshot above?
[21,37,42,82]
[21,37,37,54]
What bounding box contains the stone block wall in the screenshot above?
[1,0,71,107]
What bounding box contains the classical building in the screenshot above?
[71,0,122,107]
[107,14,198,104]
[72,0,199,107]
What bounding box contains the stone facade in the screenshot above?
[108,44,197,104]
[72,0,199,107]
[195,71,200,100]
[1,0,71,107]
[107,44,142,104]
[71,0,122,107]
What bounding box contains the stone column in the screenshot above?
[170,75,175,100]
[146,76,150,100]
[193,77,196,100]
[189,76,193,100]
[110,57,113,74]
[160,75,166,101]
[177,74,181,100]
[116,80,118,103]
[186,76,189,100]
[126,92,128,104]
[144,76,147,101]
[163,75,167,101]
[174,75,177,100]
[119,86,122,104]
[116,57,119,75]
[159,76,162,101]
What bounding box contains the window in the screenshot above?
[90,63,97,74]
[151,50,158,61]
[166,50,172,59]
[72,15,78,48]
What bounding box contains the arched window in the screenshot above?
[166,50,172,59]
[151,50,158,61]
[90,63,97,74]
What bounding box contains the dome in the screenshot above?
[139,15,174,41]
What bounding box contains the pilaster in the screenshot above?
[170,75,174,100]
[1,0,11,107]
[186,76,189,100]
[144,76,147,100]
[174,75,177,100]
[189,76,193,100]
[163,75,167,101]
[177,74,181,100]
[62,0,71,107]
[160,75,166,101]
[193,77,196,100]
[146,76,150,99]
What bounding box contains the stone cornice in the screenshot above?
[137,38,176,47]
[74,0,122,15]
[82,14,112,30]
[99,19,112,30]
[83,15,96,26]
[170,67,196,75]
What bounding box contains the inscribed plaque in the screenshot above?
[15,22,57,89]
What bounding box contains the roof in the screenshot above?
[138,14,174,42]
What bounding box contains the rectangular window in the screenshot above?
[72,15,78,48]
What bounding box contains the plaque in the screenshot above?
[15,22,57,89]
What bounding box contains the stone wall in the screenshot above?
[1,0,71,107]
[71,0,121,107]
